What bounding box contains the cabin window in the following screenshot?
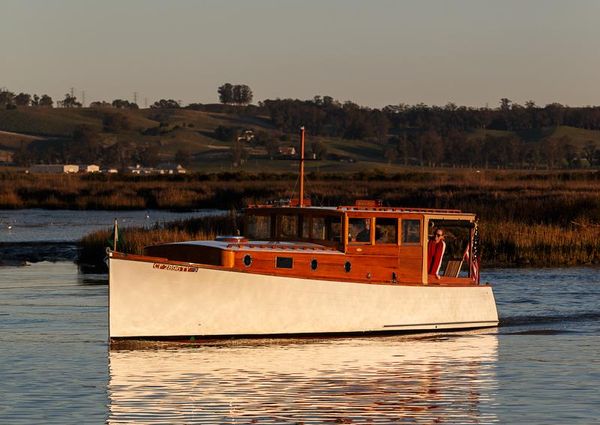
[246,215,271,240]
[276,257,293,268]
[301,216,327,240]
[327,216,342,242]
[349,218,371,243]
[310,259,318,270]
[243,255,252,267]
[375,218,397,244]
[302,218,311,239]
[344,261,352,272]
[402,219,421,244]
[311,217,326,240]
[277,215,298,239]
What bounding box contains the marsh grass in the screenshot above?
[77,214,240,268]
[481,221,600,267]
[11,169,594,267]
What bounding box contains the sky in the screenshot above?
[2,0,600,108]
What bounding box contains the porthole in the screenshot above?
[344,261,352,273]
[310,259,318,271]
[243,255,252,267]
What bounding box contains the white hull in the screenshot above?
[109,257,498,338]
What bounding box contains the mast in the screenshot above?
[299,126,305,207]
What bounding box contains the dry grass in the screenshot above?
[480,221,600,266]
[77,214,239,268]
[4,170,597,267]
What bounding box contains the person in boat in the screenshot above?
[428,228,446,279]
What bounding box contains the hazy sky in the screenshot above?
[2,0,600,108]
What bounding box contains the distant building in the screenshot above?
[237,130,255,143]
[125,164,153,175]
[79,164,100,173]
[29,164,79,174]
[156,163,187,174]
[278,147,296,157]
[102,168,119,174]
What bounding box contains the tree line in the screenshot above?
[258,97,600,168]
[3,84,600,169]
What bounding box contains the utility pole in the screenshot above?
[81,90,85,107]
[133,92,138,105]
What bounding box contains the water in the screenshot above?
[1,210,599,424]
[0,209,224,243]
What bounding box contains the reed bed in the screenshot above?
[79,216,600,269]
[4,170,596,268]
[480,221,600,267]
[77,214,240,269]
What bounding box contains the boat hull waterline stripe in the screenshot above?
[383,321,498,328]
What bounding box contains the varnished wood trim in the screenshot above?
[110,251,480,287]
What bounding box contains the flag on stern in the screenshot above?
[463,223,481,284]
[107,218,126,252]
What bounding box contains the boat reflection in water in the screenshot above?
[108,331,498,424]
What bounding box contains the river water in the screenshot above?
[0,211,599,424]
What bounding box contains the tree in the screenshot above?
[174,149,192,167]
[39,94,53,107]
[310,140,327,160]
[214,125,240,142]
[499,98,512,111]
[60,93,82,108]
[103,112,131,132]
[0,90,15,108]
[90,100,112,108]
[112,99,138,109]
[264,138,279,160]
[219,83,253,105]
[542,138,562,169]
[31,94,40,106]
[420,130,443,167]
[138,145,160,166]
[582,141,597,166]
[70,125,101,162]
[14,92,31,106]
[218,83,234,104]
[234,84,253,105]
[150,99,180,109]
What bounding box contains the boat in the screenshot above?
[108,128,498,343]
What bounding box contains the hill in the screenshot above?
[1,106,599,171]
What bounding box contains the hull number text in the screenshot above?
[153,263,198,273]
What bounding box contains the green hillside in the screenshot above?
[1,106,599,171]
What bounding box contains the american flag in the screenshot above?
[463,222,481,284]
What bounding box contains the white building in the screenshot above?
[29,164,79,174]
[81,164,100,173]
[156,163,187,174]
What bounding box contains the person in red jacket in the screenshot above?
[428,228,446,279]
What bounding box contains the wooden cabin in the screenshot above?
[144,200,479,286]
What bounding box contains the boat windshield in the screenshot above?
[245,212,342,243]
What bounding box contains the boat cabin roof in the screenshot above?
[245,200,475,220]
